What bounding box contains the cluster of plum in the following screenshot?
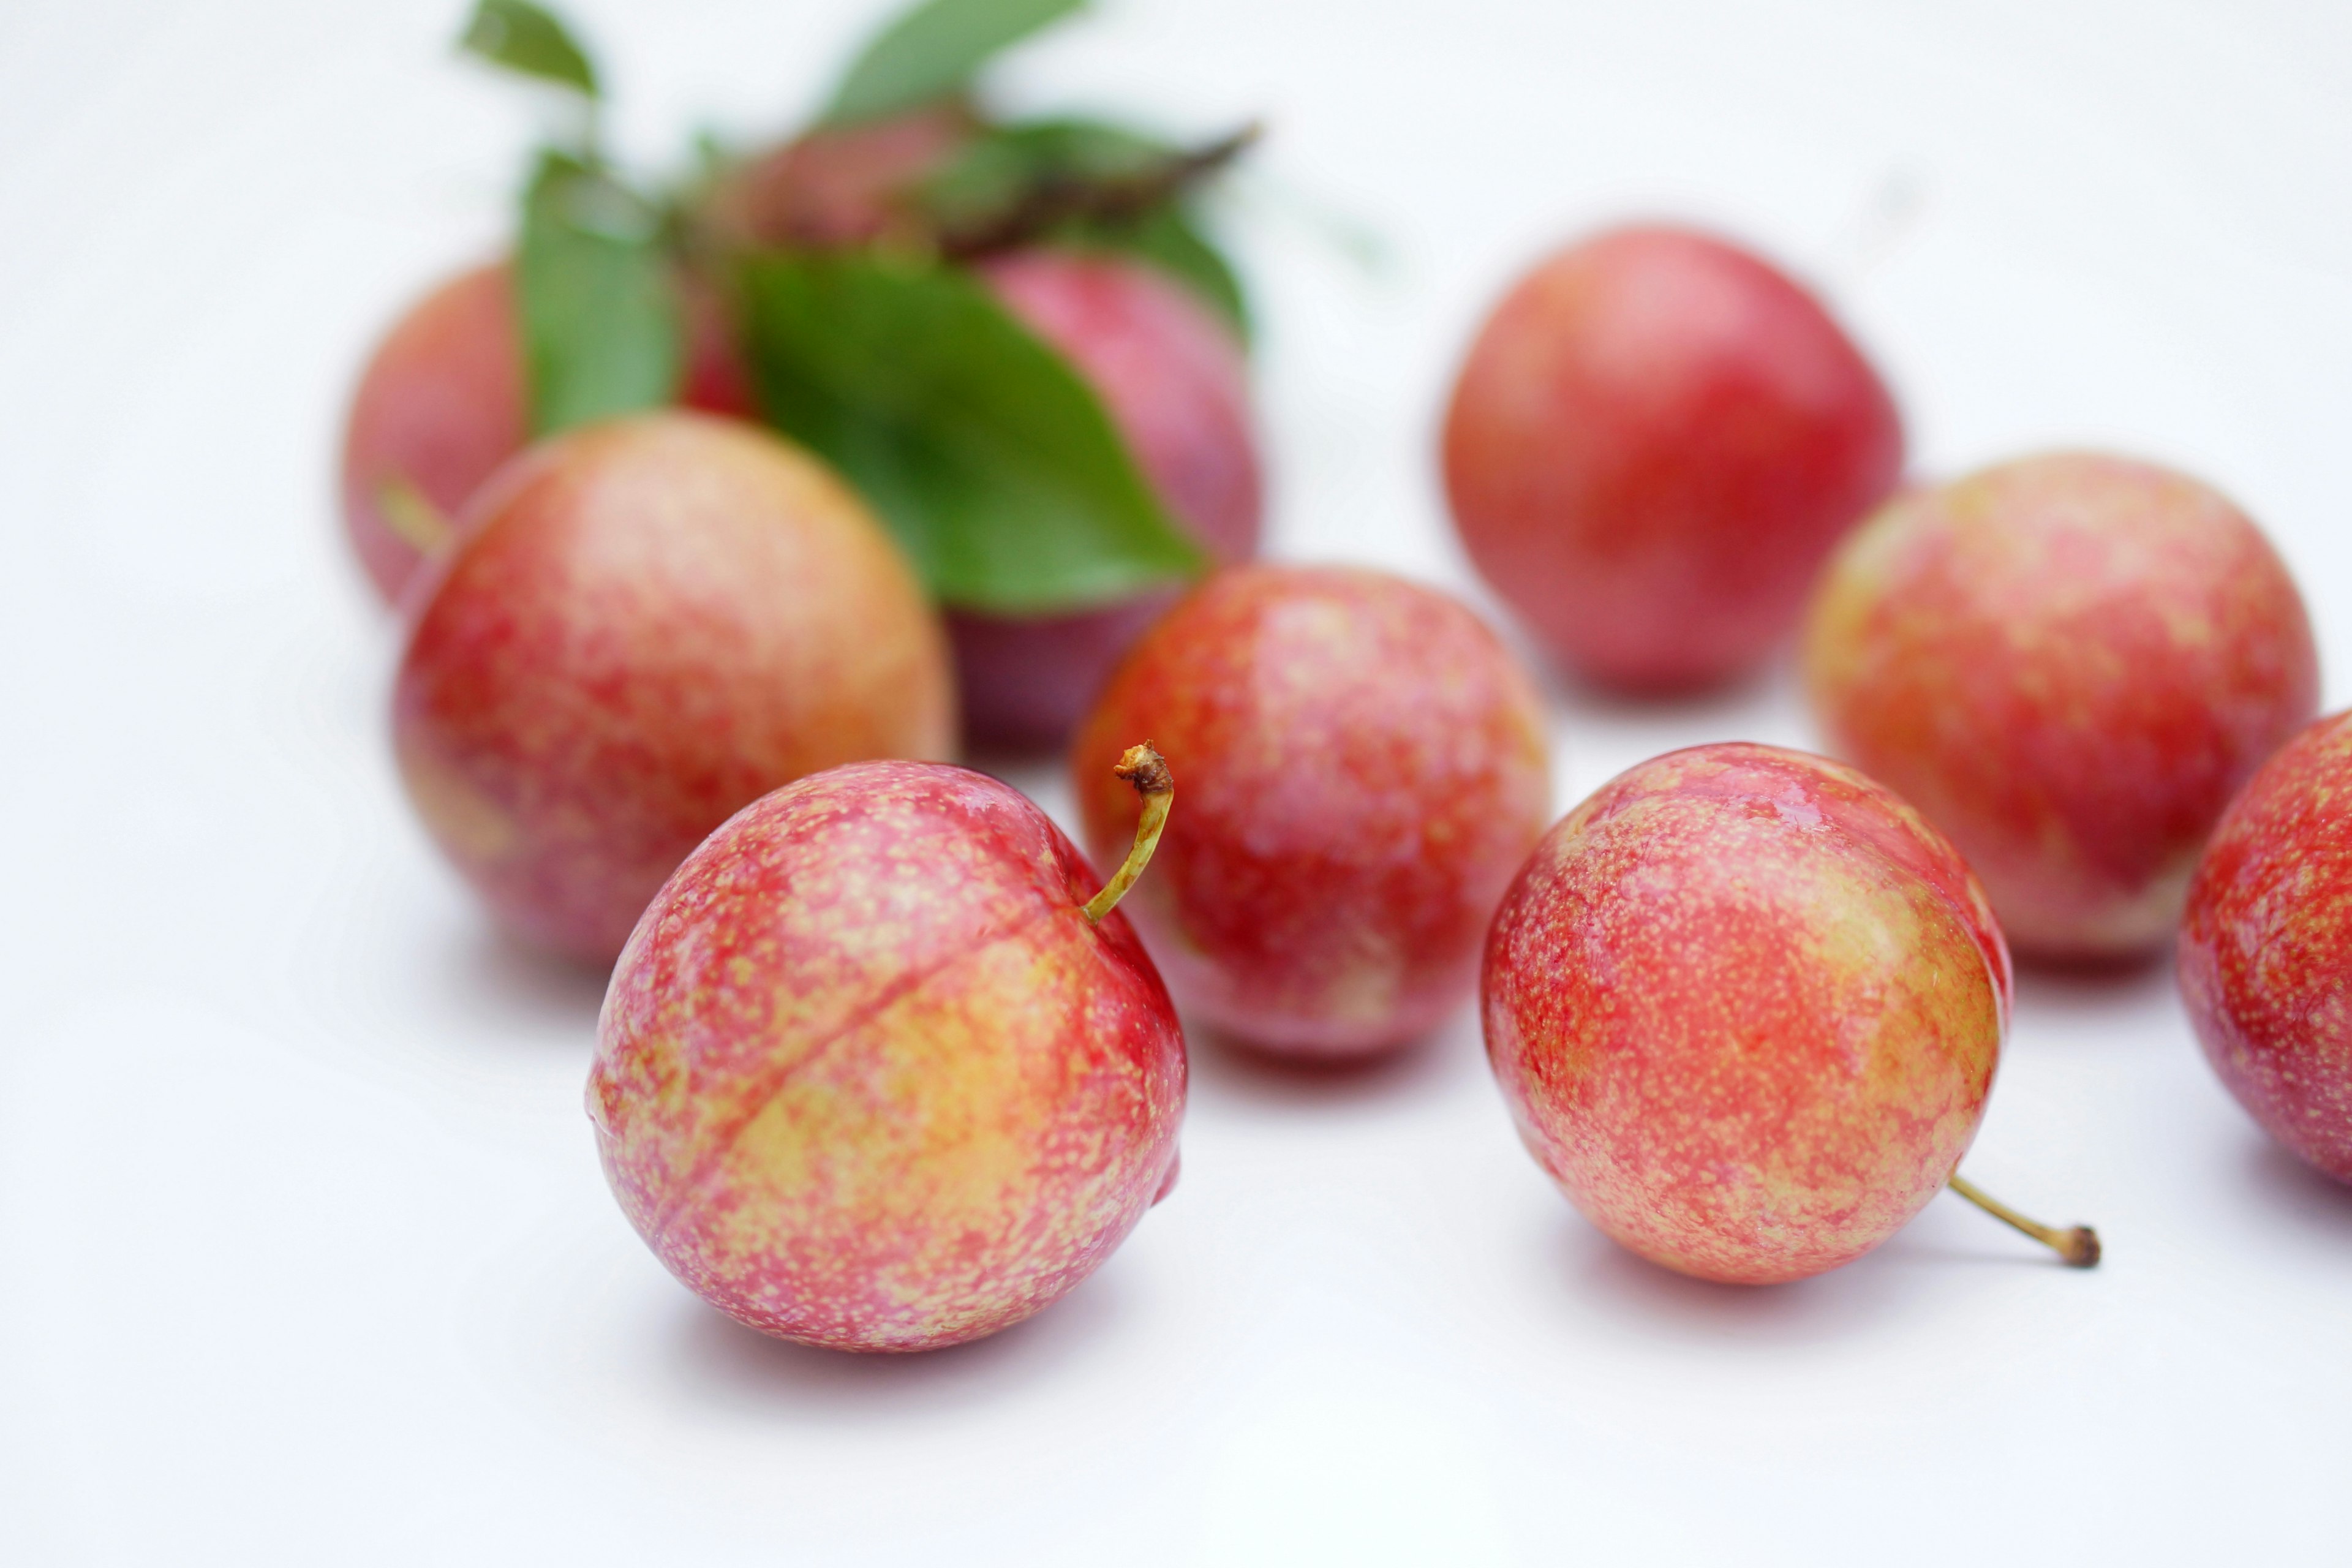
[349,0,2350,1354]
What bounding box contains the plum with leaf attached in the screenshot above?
[709,110,1265,747]
[946,249,1260,748]
[710,2,1266,749]
[349,0,1264,755]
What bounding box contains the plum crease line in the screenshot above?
[643,897,1069,1249]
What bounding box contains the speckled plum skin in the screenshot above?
[1442,225,1903,693]
[2179,712,2352,1182]
[394,412,953,964]
[340,262,756,605]
[951,251,1264,752]
[1804,452,2318,963]
[1484,744,2010,1284]
[1073,565,1550,1058]
[589,761,1185,1351]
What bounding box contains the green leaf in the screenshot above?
[825,0,1087,127]
[516,152,680,435]
[1069,203,1250,344]
[459,0,600,98]
[737,251,1207,614]
[916,118,1251,339]
[915,117,1161,233]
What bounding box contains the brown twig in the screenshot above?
[936,123,1262,261]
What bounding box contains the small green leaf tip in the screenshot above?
[517,153,680,435]
[461,0,600,99]
[826,0,1087,127]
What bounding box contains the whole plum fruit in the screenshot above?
[590,753,1184,1351]
[1805,452,2318,963]
[394,412,953,963]
[1486,743,2019,1283]
[1073,564,1548,1058]
[1442,225,1903,693]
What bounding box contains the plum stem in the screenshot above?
[376,473,456,557]
[935,123,1262,262]
[1947,1173,2101,1267]
[1082,743,1174,925]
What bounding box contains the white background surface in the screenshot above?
[5,1,2351,1562]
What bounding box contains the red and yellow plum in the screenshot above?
[1484,743,2011,1284]
[1805,452,2318,963]
[589,756,1184,1351]
[1074,565,1549,1058]
[394,412,953,964]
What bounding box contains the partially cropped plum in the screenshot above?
[2179,710,2352,1183]
[954,250,1264,751]
[340,264,525,604]
[1073,564,1549,1058]
[394,412,953,963]
[340,262,756,604]
[1805,452,2318,963]
[1485,742,2095,1283]
[590,750,1184,1351]
[1443,225,1903,693]
[702,102,975,250]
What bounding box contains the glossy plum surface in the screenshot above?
[1443,225,1903,692]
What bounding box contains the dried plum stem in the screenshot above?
[1082,743,1174,924]
[937,123,1262,262]
[1948,1173,2101,1267]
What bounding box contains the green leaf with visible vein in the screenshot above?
[737,251,1207,614]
